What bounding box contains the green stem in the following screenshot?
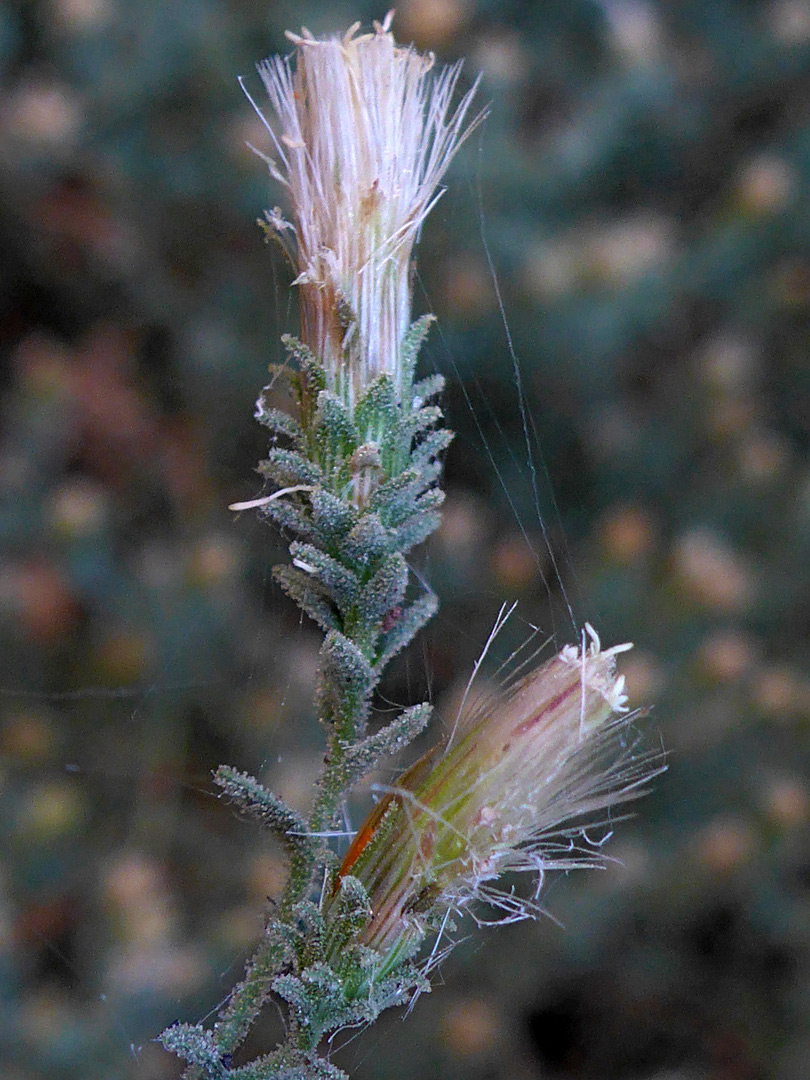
[165,316,447,1078]
[214,935,290,1055]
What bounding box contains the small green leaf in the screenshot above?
[289,542,359,611]
[376,593,438,668]
[229,1048,348,1080]
[355,374,397,444]
[323,875,372,960]
[260,497,313,539]
[213,767,318,907]
[408,427,454,473]
[291,900,325,968]
[282,334,326,426]
[274,565,340,632]
[399,313,436,389]
[213,928,295,1054]
[354,553,409,627]
[395,404,443,445]
[393,507,444,553]
[339,512,390,571]
[310,488,358,547]
[255,400,305,448]
[313,391,358,468]
[159,1024,225,1076]
[317,630,374,739]
[259,448,323,487]
[411,372,444,403]
[369,468,421,523]
[337,703,433,789]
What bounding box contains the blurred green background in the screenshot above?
[2,1,810,1078]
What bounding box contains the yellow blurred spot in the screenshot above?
[441,997,501,1057]
[695,815,756,873]
[22,781,83,840]
[599,504,656,564]
[399,0,470,46]
[671,529,754,613]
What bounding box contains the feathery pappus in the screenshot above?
[330,623,663,974]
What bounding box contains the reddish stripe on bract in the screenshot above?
[334,792,394,892]
[511,679,578,737]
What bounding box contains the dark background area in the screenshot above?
[2,1,810,1078]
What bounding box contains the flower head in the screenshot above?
[251,12,481,409]
[332,624,661,972]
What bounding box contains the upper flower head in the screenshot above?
[250,13,481,409]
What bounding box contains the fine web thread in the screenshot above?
[473,140,579,640]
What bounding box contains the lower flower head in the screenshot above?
[332,624,660,971]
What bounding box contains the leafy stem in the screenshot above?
[161,321,448,1079]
